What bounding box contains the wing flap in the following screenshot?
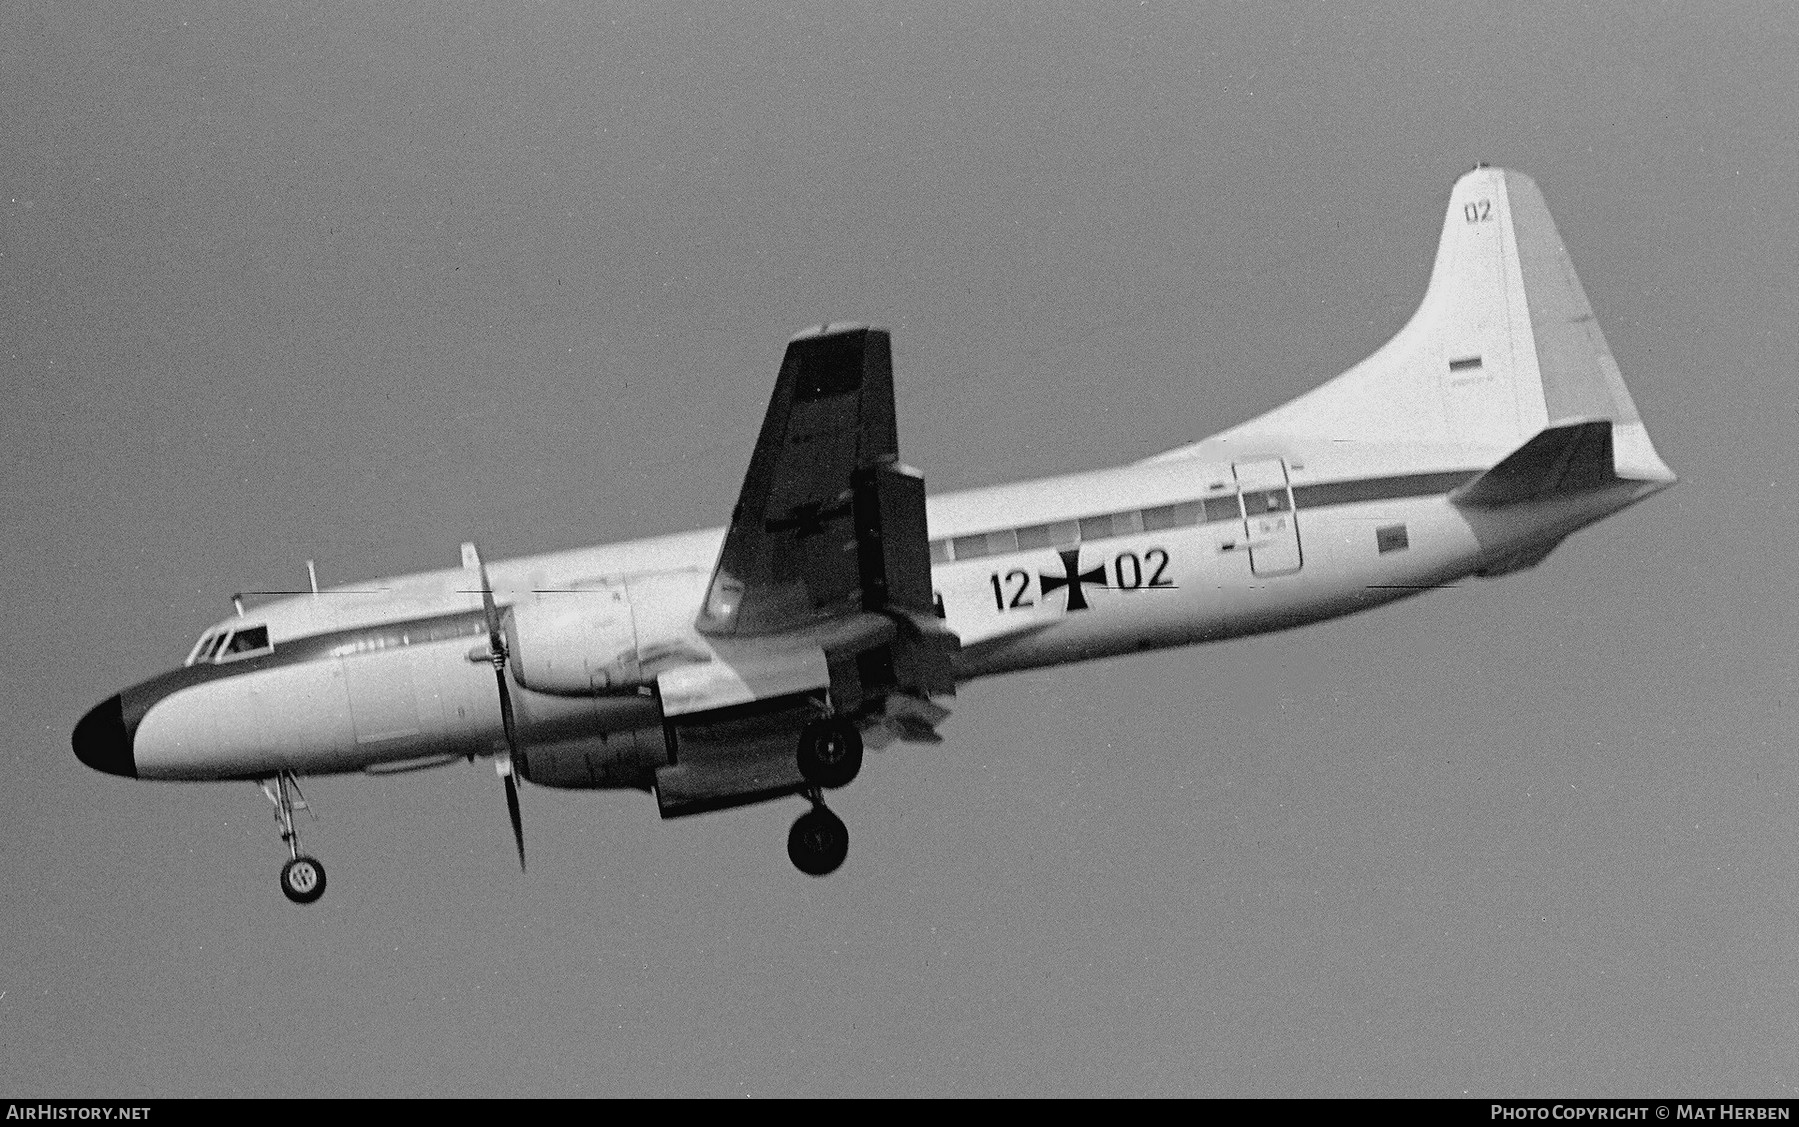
[656,647,830,718]
[656,612,901,718]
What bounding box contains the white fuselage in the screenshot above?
[123,434,1660,784]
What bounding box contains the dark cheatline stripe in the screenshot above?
[117,608,493,728]
[1292,470,1478,510]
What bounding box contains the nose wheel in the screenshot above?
[280,855,327,904]
[261,772,327,904]
[787,793,849,877]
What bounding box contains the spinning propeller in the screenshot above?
[462,542,526,872]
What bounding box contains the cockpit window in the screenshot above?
[185,627,273,665]
[185,632,220,666]
[219,625,272,659]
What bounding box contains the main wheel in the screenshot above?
[796,719,863,789]
[787,807,849,877]
[280,856,327,904]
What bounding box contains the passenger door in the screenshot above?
[1232,459,1302,576]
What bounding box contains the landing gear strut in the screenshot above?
[787,789,849,877]
[262,772,327,904]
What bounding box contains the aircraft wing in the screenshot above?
[701,324,901,634]
[678,324,957,713]
[652,325,957,817]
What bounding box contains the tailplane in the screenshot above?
[1449,419,1616,507]
[1185,167,1674,486]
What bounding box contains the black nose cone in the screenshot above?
[73,695,136,778]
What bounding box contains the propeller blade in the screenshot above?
[501,760,526,872]
[479,577,503,651]
[492,648,519,751]
[463,541,527,873]
[492,670,525,872]
[462,541,507,645]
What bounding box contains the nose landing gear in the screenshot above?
[787,789,849,877]
[280,855,326,903]
[261,772,327,904]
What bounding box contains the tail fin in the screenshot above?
[1207,167,1673,483]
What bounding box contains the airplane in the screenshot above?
[72,166,1675,904]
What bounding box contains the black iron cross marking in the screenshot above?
[1040,548,1107,612]
[765,498,853,539]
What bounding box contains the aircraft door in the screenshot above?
[1232,459,1302,576]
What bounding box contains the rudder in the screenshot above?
[1502,170,1669,482]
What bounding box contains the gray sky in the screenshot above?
[4,0,1794,1097]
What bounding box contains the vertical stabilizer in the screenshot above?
[1198,168,1673,484]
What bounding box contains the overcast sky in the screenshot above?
[5,1,1795,1097]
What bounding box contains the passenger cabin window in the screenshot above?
[1241,489,1291,516]
[1078,515,1115,541]
[951,534,991,560]
[1016,520,1078,551]
[1202,497,1241,524]
[1144,501,1204,531]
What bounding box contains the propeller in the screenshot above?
[463,542,526,872]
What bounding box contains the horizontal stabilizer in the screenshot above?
[1450,420,1615,508]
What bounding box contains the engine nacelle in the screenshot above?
[505,593,644,696]
[518,716,668,790]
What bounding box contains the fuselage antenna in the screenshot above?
[232,594,245,617]
[306,560,319,597]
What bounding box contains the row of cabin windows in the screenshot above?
[929,488,1291,564]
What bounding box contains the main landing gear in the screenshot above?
[787,715,859,877]
[796,716,862,789]
[787,790,849,877]
[261,772,327,904]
